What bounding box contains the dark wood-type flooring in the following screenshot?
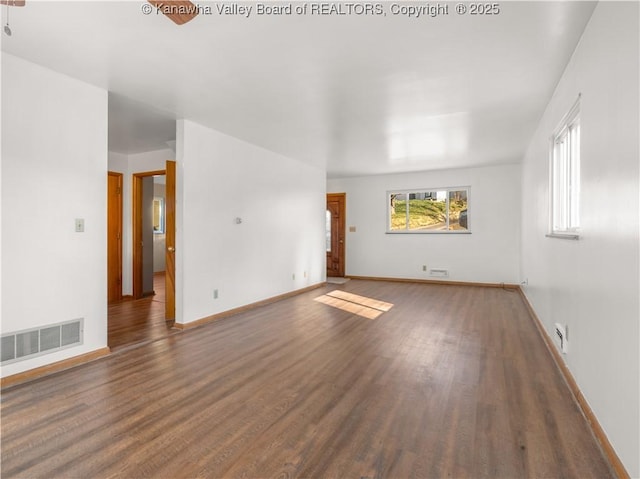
[1,280,614,478]
[107,272,177,351]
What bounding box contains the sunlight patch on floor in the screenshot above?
[326,290,394,311]
[314,290,394,319]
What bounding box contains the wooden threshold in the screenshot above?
[347,275,519,290]
[174,282,326,330]
[517,287,629,479]
[1,347,111,389]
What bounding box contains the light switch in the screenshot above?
[349,226,356,232]
[75,218,85,232]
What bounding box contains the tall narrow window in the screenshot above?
[326,210,332,252]
[550,98,580,236]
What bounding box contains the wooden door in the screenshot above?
[165,160,176,321]
[107,172,123,302]
[326,193,346,277]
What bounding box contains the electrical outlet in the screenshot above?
[75,218,85,232]
[521,278,529,286]
[422,265,427,272]
[213,289,218,299]
[304,271,307,278]
[292,273,295,280]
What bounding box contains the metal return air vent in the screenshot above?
[1,319,83,364]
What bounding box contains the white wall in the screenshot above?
[175,120,326,325]
[128,148,173,173]
[108,151,128,172]
[107,148,173,295]
[1,53,108,376]
[520,3,639,476]
[328,164,521,284]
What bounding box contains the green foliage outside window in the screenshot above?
[389,190,468,232]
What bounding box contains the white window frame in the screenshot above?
[549,96,581,239]
[386,187,471,234]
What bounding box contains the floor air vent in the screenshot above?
[1,319,83,364]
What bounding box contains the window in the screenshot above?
[388,187,469,233]
[550,98,580,237]
[326,209,332,252]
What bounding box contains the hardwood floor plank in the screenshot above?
[108,272,177,351]
[1,280,615,478]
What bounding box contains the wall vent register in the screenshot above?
[1,319,83,364]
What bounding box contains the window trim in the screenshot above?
[549,95,581,238]
[386,186,471,234]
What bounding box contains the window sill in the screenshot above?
[546,233,580,240]
[386,231,472,235]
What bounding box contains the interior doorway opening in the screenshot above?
[107,161,177,351]
[133,171,166,299]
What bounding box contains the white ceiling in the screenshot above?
[108,93,176,154]
[1,1,596,177]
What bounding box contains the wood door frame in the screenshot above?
[132,169,165,300]
[107,171,123,303]
[326,193,346,277]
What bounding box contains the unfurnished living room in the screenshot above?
[1,1,638,478]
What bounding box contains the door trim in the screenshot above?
[107,171,123,303]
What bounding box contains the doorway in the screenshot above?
[107,161,177,350]
[326,193,346,278]
[132,160,176,320]
[133,169,165,299]
[132,162,176,321]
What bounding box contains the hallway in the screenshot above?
[108,272,177,351]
